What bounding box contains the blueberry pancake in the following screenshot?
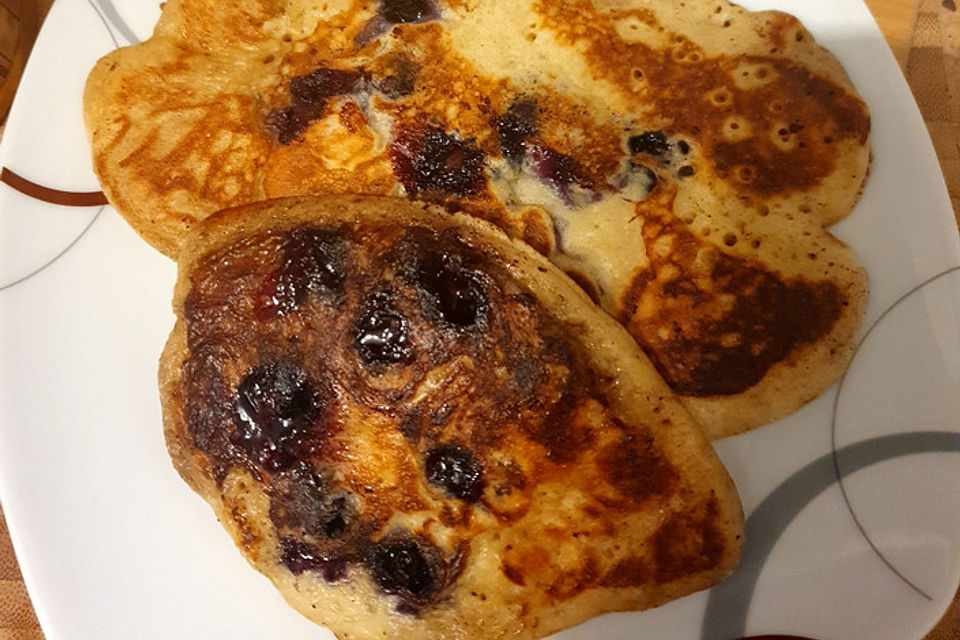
[86,0,869,437]
[159,194,743,640]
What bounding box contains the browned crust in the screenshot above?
[93,0,871,437]
[159,194,743,640]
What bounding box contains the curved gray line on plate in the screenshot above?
[0,208,103,292]
[701,430,960,640]
[831,265,960,600]
[86,0,139,47]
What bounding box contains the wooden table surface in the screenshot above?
[1,0,958,638]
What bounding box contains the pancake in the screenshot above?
[159,194,744,640]
[85,0,870,436]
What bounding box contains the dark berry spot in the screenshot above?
[267,67,363,144]
[266,106,316,145]
[389,126,486,197]
[260,228,345,317]
[424,443,484,502]
[366,537,437,602]
[321,497,349,537]
[495,99,538,165]
[612,161,657,200]
[280,539,347,582]
[354,293,414,366]
[380,0,436,23]
[271,467,354,539]
[628,131,670,156]
[418,252,487,326]
[527,143,588,195]
[377,56,420,99]
[677,140,691,154]
[290,67,363,106]
[678,165,695,178]
[354,15,389,47]
[399,408,422,442]
[233,361,322,471]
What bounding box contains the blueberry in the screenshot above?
[527,143,586,193]
[290,67,363,106]
[381,0,436,23]
[233,361,322,471]
[280,538,347,582]
[366,537,437,601]
[390,126,486,197]
[418,252,486,326]
[628,131,670,156]
[495,99,538,165]
[265,105,316,145]
[267,67,362,144]
[424,443,484,502]
[271,467,353,539]
[353,294,413,366]
[269,228,344,314]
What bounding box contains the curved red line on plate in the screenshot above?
[1,167,108,206]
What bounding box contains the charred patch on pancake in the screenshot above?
[182,343,235,458]
[620,210,844,396]
[597,429,678,505]
[389,125,487,197]
[488,457,528,497]
[599,556,650,588]
[527,393,596,464]
[545,554,603,600]
[653,497,726,583]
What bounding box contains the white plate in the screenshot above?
[1,1,959,639]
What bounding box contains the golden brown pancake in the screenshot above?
[85,0,870,436]
[159,194,744,640]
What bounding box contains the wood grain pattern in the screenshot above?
[0,0,958,638]
[908,0,960,228]
[0,0,37,125]
[0,508,41,639]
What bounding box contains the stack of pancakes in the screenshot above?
[82,0,870,637]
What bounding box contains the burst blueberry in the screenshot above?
[233,361,322,471]
[425,443,484,502]
[366,537,437,602]
[354,293,414,366]
[418,252,487,326]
